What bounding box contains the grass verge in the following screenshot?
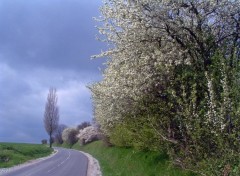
[60,141,197,176]
[0,143,53,168]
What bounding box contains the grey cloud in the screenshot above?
[0,0,105,71]
[1,63,97,143]
[0,0,105,143]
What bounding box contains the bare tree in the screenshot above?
[44,88,59,148]
[77,121,91,131]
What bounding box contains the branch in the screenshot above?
[190,2,199,16]
[165,24,186,48]
[148,119,178,144]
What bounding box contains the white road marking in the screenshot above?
[47,150,71,173]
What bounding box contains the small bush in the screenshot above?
[41,139,47,144]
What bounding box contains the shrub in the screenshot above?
[62,128,78,146]
[41,139,47,144]
[91,0,240,175]
[77,126,100,145]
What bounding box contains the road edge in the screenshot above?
[77,151,102,176]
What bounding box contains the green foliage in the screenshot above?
[109,115,161,151]
[109,123,133,147]
[104,52,240,175]
[0,143,53,168]
[157,52,240,175]
[91,0,240,175]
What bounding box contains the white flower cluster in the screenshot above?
[77,126,100,145]
[62,127,78,145]
[91,0,240,134]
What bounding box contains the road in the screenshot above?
[1,148,88,176]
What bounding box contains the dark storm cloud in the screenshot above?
[0,0,104,71]
[0,0,105,143]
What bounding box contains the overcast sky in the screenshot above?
[0,0,106,143]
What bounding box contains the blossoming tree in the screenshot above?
[91,0,240,174]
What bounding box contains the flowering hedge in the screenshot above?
[62,127,78,145]
[77,126,100,145]
[91,0,240,175]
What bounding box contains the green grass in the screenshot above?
[0,143,53,168]
[62,141,197,176]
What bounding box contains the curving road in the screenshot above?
[1,148,88,176]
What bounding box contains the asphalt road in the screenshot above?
[1,148,88,176]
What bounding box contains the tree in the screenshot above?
[77,121,91,131]
[91,0,240,174]
[54,124,67,144]
[44,88,59,148]
[92,0,240,130]
[62,127,78,146]
[77,126,100,146]
[41,139,47,145]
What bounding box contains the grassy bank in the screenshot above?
[61,141,196,176]
[0,143,53,168]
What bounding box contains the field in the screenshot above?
[0,143,53,168]
[66,141,197,176]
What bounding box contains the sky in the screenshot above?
[0,0,106,143]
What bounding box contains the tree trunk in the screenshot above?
[49,133,52,148]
